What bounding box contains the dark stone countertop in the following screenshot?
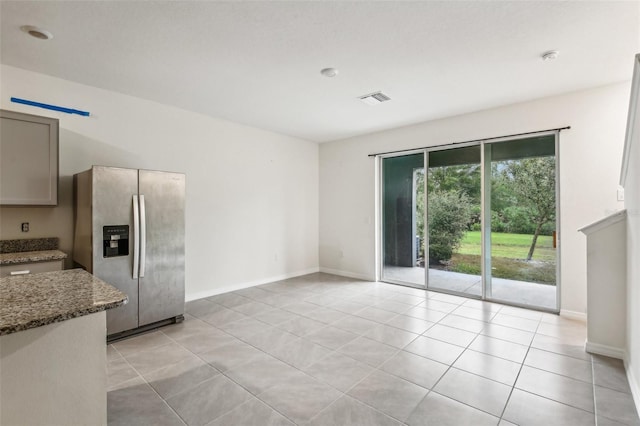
[0,250,68,265]
[0,237,59,253]
[0,269,128,336]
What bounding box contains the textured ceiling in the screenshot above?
[1,1,639,142]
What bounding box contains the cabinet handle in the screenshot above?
[10,270,30,275]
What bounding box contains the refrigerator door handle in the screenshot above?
[139,194,146,278]
[132,195,140,279]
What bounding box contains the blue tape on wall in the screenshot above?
[10,97,90,116]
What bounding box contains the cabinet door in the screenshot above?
[0,110,58,205]
[0,260,64,278]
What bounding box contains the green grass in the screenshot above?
[456,231,556,262]
[432,231,557,284]
[447,253,556,285]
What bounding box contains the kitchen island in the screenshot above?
[0,269,127,425]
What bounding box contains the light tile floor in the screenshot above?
[107,273,639,426]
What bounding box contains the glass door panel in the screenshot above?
[427,146,482,296]
[486,136,558,310]
[381,153,425,288]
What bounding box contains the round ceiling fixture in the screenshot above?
[541,50,559,61]
[21,25,53,40]
[320,68,338,78]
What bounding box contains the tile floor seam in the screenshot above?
[341,345,406,394]
[401,332,472,422]
[185,319,352,398]
[528,344,593,363]
[307,328,361,350]
[341,367,422,423]
[319,344,410,420]
[591,355,600,426]
[465,345,527,364]
[512,387,603,420]
[145,381,189,426]
[479,329,533,347]
[107,344,143,390]
[496,312,540,423]
[502,318,602,424]
[110,343,189,426]
[117,333,212,398]
[183,307,373,423]
[404,391,433,426]
[520,362,595,386]
[418,322,481,350]
[160,322,250,360]
[512,372,597,413]
[227,375,319,426]
[425,389,506,422]
[244,366,346,424]
[304,392,400,426]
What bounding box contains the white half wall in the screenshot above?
[0,65,319,299]
[623,55,640,411]
[580,211,627,357]
[320,82,629,314]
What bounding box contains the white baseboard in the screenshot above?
[560,309,587,322]
[319,267,375,282]
[185,267,320,302]
[625,359,640,416]
[585,340,626,359]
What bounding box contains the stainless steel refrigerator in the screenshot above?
[73,166,185,339]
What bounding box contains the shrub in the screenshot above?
[502,206,536,234]
[429,190,472,263]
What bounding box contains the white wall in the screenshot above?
[624,58,640,408]
[0,65,319,300]
[320,82,629,315]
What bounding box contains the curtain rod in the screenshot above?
[367,126,571,157]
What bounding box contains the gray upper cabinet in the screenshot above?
[0,109,59,206]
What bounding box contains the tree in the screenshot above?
[502,157,556,261]
[415,165,479,262]
[427,190,472,263]
[428,164,481,205]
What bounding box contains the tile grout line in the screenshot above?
[402,320,498,423]
[295,288,451,423]
[108,338,189,426]
[496,315,541,423]
[178,317,350,425]
[178,326,332,424]
[592,354,599,426]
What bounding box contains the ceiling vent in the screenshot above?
[359,91,391,105]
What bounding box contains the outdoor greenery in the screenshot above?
[413,155,557,284]
[448,232,556,284]
[499,157,556,260]
[427,190,472,263]
[457,231,555,261]
[449,253,556,285]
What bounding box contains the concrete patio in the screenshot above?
[383,266,557,311]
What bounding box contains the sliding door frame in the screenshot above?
[378,149,428,289]
[378,131,561,313]
[480,131,561,313]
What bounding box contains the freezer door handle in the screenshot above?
[133,195,140,279]
[139,194,146,278]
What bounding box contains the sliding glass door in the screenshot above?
[427,146,482,297]
[381,152,425,287]
[380,133,559,312]
[484,136,558,310]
